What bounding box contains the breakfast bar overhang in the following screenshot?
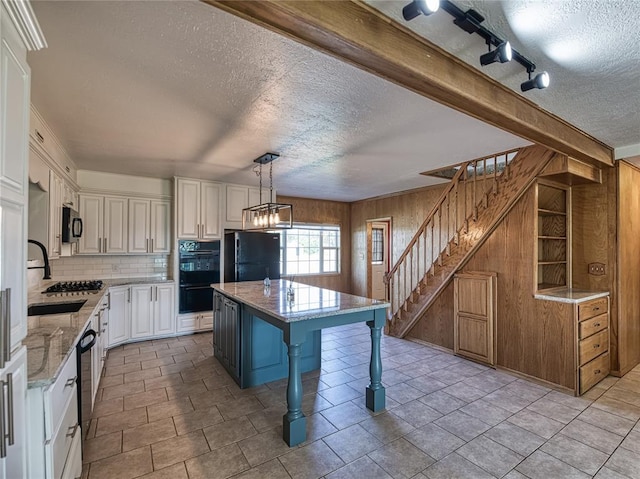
[211,280,389,446]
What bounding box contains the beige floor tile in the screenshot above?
[484,421,545,457]
[367,437,434,478]
[185,443,250,479]
[104,362,142,377]
[122,418,176,452]
[578,406,636,436]
[137,462,188,479]
[540,433,608,476]
[160,360,195,376]
[561,419,624,454]
[322,424,383,463]
[216,396,265,420]
[173,406,224,435]
[280,440,345,479]
[326,456,392,479]
[95,407,148,436]
[188,387,233,410]
[433,410,491,442]
[92,397,124,418]
[147,397,194,422]
[203,415,258,449]
[151,430,210,470]
[155,345,186,358]
[230,459,290,479]
[88,445,153,479]
[83,430,122,464]
[359,411,415,444]
[165,379,208,400]
[424,452,495,479]
[405,423,465,460]
[144,373,183,392]
[101,380,146,401]
[140,356,176,370]
[124,351,158,364]
[99,374,124,389]
[237,427,293,466]
[124,388,168,410]
[124,367,162,384]
[516,450,590,479]
[457,435,523,478]
[507,409,564,439]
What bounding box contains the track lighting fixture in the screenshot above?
[480,41,512,66]
[402,0,550,94]
[402,0,440,21]
[520,71,550,92]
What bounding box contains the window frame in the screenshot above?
[275,223,341,277]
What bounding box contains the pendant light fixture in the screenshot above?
[242,153,293,230]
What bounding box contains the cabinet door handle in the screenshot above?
[107,292,111,310]
[104,237,107,252]
[151,238,154,252]
[127,289,131,303]
[1,289,11,366]
[66,423,80,439]
[35,129,44,143]
[0,378,5,458]
[594,369,601,374]
[64,376,77,388]
[594,344,600,349]
[594,323,600,327]
[5,374,13,446]
[98,237,102,253]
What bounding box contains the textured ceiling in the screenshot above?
[368,0,640,155]
[27,0,530,202]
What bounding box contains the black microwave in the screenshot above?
[62,206,83,243]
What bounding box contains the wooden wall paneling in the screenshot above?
[407,280,455,350]
[277,195,351,293]
[350,184,447,297]
[205,1,613,167]
[616,162,640,375]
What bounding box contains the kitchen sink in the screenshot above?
[27,300,87,316]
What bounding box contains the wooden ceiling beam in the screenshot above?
[203,0,613,167]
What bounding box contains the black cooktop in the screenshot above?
[43,280,104,294]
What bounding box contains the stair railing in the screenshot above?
[385,148,519,321]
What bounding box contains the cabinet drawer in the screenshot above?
[61,421,82,479]
[48,389,79,479]
[578,298,608,321]
[45,353,77,438]
[579,329,609,366]
[579,313,608,340]
[580,352,610,394]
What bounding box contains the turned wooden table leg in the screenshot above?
[366,309,386,412]
[283,342,306,446]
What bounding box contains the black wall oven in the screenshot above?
[179,240,220,313]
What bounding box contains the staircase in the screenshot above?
[386,145,557,338]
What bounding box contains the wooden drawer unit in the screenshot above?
[579,313,608,340]
[580,352,610,394]
[579,329,608,366]
[578,297,608,321]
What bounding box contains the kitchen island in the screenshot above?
[211,280,389,446]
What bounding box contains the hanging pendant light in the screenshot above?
[242,153,293,230]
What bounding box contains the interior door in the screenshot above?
[370,222,389,300]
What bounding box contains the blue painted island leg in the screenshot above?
[283,343,306,446]
[366,309,386,412]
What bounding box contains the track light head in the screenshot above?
[521,71,550,92]
[479,41,512,66]
[402,0,439,21]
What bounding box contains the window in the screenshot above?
[372,227,384,264]
[276,225,340,276]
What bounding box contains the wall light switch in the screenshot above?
[588,262,605,276]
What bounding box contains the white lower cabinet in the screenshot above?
[129,283,176,341]
[177,311,213,333]
[0,347,27,479]
[108,286,130,347]
[27,350,81,479]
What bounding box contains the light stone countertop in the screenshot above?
[211,279,389,323]
[26,276,174,388]
[534,288,609,304]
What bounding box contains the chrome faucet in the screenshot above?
[27,239,52,279]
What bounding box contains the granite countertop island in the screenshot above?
[25,276,174,388]
[211,279,389,322]
[212,279,389,446]
[534,288,609,304]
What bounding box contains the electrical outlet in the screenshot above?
[588,262,605,276]
[112,263,120,272]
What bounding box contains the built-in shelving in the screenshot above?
[536,182,570,292]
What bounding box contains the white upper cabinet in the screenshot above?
[79,194,127,254]
[0,13,29,200]
[176,178,220,239]
[129,199,170,254]
[48,170,63,259]
[224,185,269,229]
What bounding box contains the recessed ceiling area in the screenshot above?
[28,0,530,202]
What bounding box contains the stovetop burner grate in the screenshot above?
[43,280,104,294]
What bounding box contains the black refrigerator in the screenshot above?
[224,231,281,282]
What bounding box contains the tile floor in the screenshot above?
[82,324,640,479]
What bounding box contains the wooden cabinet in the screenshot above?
[224,184,268,229]
[176,178,221,239]
[536,182,570,291]
[79,194,128,254]
[453,272,497,366]
[577,296,610,395]
[130,283,175,340]
[108,286,130,347]
[128,199,170,254]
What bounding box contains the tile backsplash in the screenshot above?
[49,254,172,281]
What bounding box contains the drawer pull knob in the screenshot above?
[594,323,600,327]
[65,376,78,387]
[594,307,600,311]
[594,344,600,349]
[66,423,79,438]
[594,369,601,374]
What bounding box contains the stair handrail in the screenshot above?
[385,148,520,320]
